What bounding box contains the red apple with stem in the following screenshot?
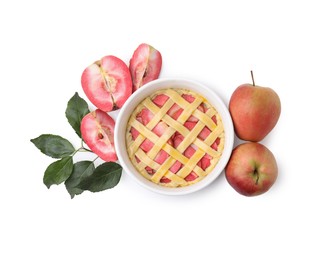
[229,71,281,142]
[225,142,278,196]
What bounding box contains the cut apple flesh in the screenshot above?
[81,55,132,112]
[129,43,162,92]
[81,109,117,162]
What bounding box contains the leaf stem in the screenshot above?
[79,139,93,153]
[78,147,93,153]
[72,145,93,156]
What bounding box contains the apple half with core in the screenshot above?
[225,142,278,196]
[229,71,281,142]
[81,55,132,112]
[129,43,162,92]
[81,109,117,162]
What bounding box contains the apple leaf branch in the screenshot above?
[30,92,122,198]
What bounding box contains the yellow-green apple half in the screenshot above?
[229,72,281,142]
[81,55,132,112]
[81,109,117,162]
[225,142,278,196]
[129,43,162,92]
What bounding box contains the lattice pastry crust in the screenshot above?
[126,88,225,187]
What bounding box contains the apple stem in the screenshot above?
[251,70,255,86]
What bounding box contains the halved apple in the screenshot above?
[81,55,132,112]
[129,43,162,92]
[81,109,117,162]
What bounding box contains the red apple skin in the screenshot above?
[229,84,281,142]
[225,142,278,196]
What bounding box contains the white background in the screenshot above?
[1,0,334,259]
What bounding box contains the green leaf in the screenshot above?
[77,162,122,193]
[43,156,73,189]
[31,134,75,158]
[65,161,95,199]
[65,92,90,138]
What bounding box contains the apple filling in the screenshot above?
[126,88,225,187]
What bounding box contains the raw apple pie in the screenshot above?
[126,88,225,187]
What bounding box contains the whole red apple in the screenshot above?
[229,71,281,142]
[225,142,278,196]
